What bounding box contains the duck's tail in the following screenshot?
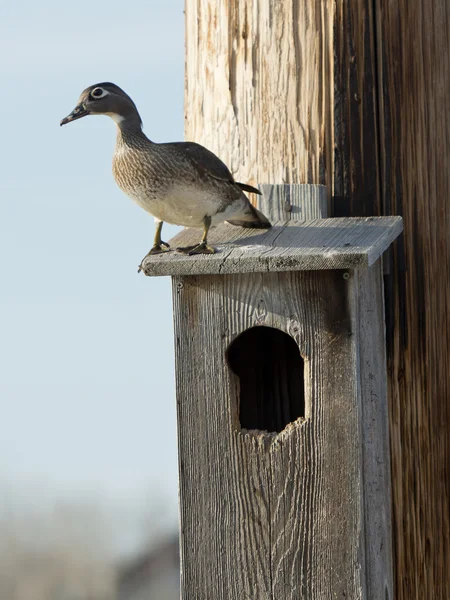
[227,204,272,229]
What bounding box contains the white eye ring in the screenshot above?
[91,87,108,99]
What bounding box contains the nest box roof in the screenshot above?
[141,216,403,277]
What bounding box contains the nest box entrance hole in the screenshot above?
[226,326,306,433]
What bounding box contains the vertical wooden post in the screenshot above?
[374,5,450,598]
[185,1,450,597]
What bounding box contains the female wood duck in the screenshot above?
[61,82,271,270]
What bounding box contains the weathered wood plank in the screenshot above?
[174,271,363,599]
[142,216,402,277]
[375,3,450,598]
[256,183,328,221]
[333,0,381,218]
[356,262,393,598]
[174,266,393,598]
[184,0,334,189]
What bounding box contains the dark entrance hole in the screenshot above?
[226,326,305,433]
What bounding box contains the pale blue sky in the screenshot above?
[0,1,185,549]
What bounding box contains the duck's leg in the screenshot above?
[137,219,170,272]
[151,219,170,252]
[177,216,217,255]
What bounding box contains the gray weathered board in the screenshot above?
[142,216,403,277]
[256,183,328,220]
[173,262,393,599]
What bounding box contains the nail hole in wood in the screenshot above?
[226,326,305,433]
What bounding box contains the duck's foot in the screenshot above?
[137,242,171,273]
[156,241,170,251]
[177,242,217,256]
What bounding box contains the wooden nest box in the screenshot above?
[142,184,403,600]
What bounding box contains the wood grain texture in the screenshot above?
[328,4,450,593]
[142,216,402,277]
[356,262,393,598]
[333,1,381,218]
[184,0,334,188]
[375,3,450,598]
[185,1,450,596]
[256,184,328,221]
[173,267,392,599]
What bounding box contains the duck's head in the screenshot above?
[60,82,142,127]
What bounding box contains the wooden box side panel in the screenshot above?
[356,263,393,598]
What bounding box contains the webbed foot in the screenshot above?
[177,242,217,256]
[153,241,170,251]
[137,242,171,273]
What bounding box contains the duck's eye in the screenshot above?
[91,87,106,99]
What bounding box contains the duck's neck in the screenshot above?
[114,113,154,147]
[114,112,143,132]
[107,103,144,133]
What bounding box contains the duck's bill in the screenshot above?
[60,104,90,126]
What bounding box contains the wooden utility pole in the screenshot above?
[184,1,449,599]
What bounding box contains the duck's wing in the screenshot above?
[170,142,261,194]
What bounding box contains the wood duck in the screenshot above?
[60,82,271,270]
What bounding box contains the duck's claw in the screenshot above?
[176,242,217,255]
[137,243,171,273]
